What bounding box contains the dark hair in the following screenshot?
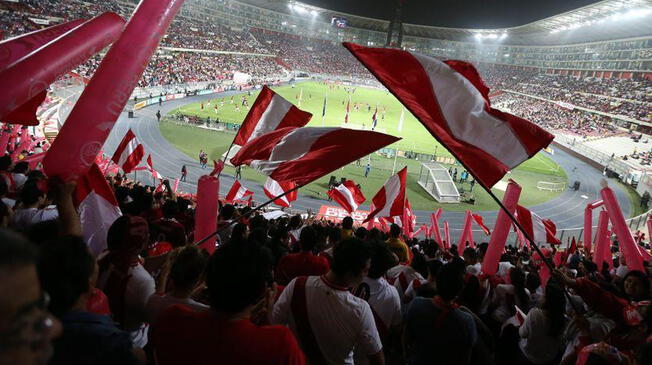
[299,226,317,251]
[436,263,465,301]
[162,199,179,218]
[354,227,367,240]
[331,238,372,278]
[206,243,272,313]
[230,223,248,244]
[623,270,651,300]
[12,161,28,174]
[367,241,397,279]
[0,229,36,268]
[426,259,443,279]
[0,175,7,197]
[169,246,209,291]
[38,236,94,316]
[510,267,530,309]
[19,181,45,206]
[525,272,541,294]
[342,216,353,230]
[411,250,429,278]
[542,283,567,337]
[289,215,302,229]
[220,204,236,220]
[327,226,341,245]
[463,247,478,261]
[390,223,401,238]
[0,155,11,171]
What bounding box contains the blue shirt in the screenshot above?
[50,311,138,365]
[404,297,477,365]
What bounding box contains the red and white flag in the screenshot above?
[146,154,162,179]
[74,163,122,256]
[516,205,561,245]
[344,43,554,187]
[364,167,407,223]
[344,96,350,124]
[233,85,312,147]
[111,129,144,174]
[225,180,253,203]
[264,177,297,207]
[231,127,399,186]
[327,179,365,213]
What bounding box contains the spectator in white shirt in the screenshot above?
[97,216,155,348]
[11,161,28,190]
[272,238,384,365]
[146,246,209,324]
[355,241,401,341]
[12,180,58,230]
[518,282,568,364]
[491,267,531,325]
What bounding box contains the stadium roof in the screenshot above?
[235,0,652,45]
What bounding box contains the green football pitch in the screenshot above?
[161,81,567,211]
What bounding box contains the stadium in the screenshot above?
[1,0,652,364]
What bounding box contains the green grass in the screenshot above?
[615,181,646,218]
[160,120,567,211]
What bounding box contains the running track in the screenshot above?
[102,91,633,241]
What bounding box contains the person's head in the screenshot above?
[542,282,567,337]
[161,199,179,219]
[0,155,11,172]
[389,224,401,238]
[342,216,353,230]
[206,242,272,314]
[510,266,530,308]
[37,236,95,317]
[0,229,60,365]
[289,215,302,229]
[463,247,478,265]
[435,262,465,301]
[298,226,317,252]
[623,270,651,301]
[327,226,341,246]
[19,182,46,207]
[230,223,248,243]
[426,259,443,281]
[330,238,372,286]
[168,246,209,294]
[367,241,398,279]
[220,204,236,221]
[106,216,149,260]
[12,162,28,175]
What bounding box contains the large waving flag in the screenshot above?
[364,167,407,223]
[344,43,554,187]
[515,205,560,245]
[327,179,365,213]
[111,129,144,174]
[231,127,399,186]
[225,180,253,203]
[74,163,122,256]
[264,177,297,207]
[233,85,312,147]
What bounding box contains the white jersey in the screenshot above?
[272,276,382,365]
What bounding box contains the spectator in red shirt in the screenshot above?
[275,226,330,286]
[151,242,305,365]
[152,200,187,248]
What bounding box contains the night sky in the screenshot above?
[300,0,602,28]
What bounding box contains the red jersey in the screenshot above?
[275,252,330,286]
[152,305,305,365]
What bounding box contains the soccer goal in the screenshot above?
[536,181,566,192]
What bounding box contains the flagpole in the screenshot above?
[417,126,580,311]
[193,181,306,246]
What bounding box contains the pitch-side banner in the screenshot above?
[318,205,369,223]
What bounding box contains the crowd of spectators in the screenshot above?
[1,136,652,364]
[511,75,652,122]
[493,93,619,137]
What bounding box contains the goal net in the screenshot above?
[536,181,565,192]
